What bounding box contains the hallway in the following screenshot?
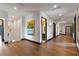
[0,35,78,56]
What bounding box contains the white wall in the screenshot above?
[21,16,25,38]
[59,23,72,34]
[7,11,31,42]
[24,13,34,41]
[0,10,53,43]
[14,18,22,41]
[7,16,23,42]
[59,23,66,34]
[22,11,41,43]
[47,18,53,40]
[76,7,79,50]
[34,12,41,43]
[76,18,79,50]
[0,9,53,43]
[7,11,42,43]
[56,23,60,36]
[55,16,74,36]
[8,11,54,43]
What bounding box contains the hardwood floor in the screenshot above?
[0,35,79,56]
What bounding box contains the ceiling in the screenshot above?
[41,3,78,22]
[0,3,78,22]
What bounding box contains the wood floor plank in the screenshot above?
[0,35,79,56]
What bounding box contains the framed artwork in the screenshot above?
[25,19,35,35]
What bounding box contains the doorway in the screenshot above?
[65,26,72,36]
[53,23,56,37]
[41,17,47,43]
[0,19,4,42]
[73,15,76,43]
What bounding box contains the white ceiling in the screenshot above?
[0,3,78,22]
[41,3,78,22]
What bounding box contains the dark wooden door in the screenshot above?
[0,19,4,41]
[41,17,47,41]
[53,23,56,37]
[73,15,76,43]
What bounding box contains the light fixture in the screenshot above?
[53,5,57,8]
[49,22,52,26]
[12,40,15,42]
[13,7,17,10]
[42,40,45,43]
[59,14,62,16]
[12,16,14,18]
[42,18,45,21]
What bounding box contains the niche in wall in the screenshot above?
[42,18,46,34]
[25,19,35,35]
[41,17,47,41]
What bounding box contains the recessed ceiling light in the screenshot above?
[59,14,62,16]
[42,18,45,21]
[13,7,17,10]
[53,5,57,8]
[12,40,16,42]
[12,16,14,18]
[49,22,52,25]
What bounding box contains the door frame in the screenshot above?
[41,17,47,42]
[0,19,4,41]
[53,23,56,37]
[65,26,72,36]
[73,15,76,43]
[76,7,79,50]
